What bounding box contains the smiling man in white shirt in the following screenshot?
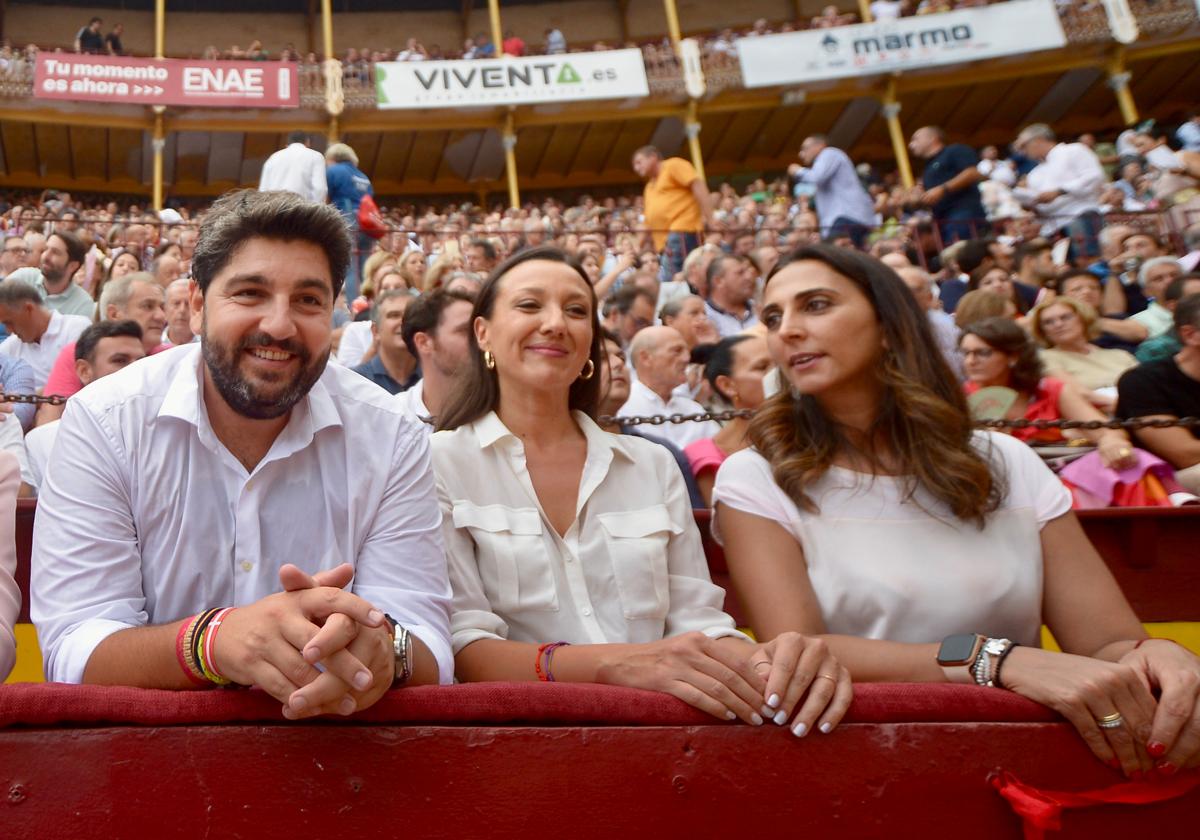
[618,325,719,448]
[32,190,452,719]
[1014,123,1107,261]
[258,132,329,204]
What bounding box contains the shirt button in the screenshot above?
[582,607,592,616]
[241,561,253,572]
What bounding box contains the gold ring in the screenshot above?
[1096,712,1124,729]
[1118,448,1132,458]
[815,674,838,684]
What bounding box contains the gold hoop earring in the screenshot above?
[579,359,595,380]
[483,350,495,370]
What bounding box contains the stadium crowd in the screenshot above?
[1,113,1200,778]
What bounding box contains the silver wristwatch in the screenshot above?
[384,614,412,686]
[973,637,1014,688]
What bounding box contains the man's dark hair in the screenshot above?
[75,319,143,364]
[1175,292,1200,333]
[1014,238,1052,271]
[286,130,309,145]
[89,16,102,25]
[0,278,44,308]
[611,283,656,315]
[706,253,740,290]
[956,238,993,275]
[401,287,476,356]
[632,145,662,161]
[468,238,496,261]
[371,289,412,331]
[1165,273,1200,304]
[190,190,351,297]
[50,229,87,267]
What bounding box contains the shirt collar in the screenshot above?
[472,409,634,462]
[630,378,668,407]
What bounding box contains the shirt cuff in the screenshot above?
[45,618,136,684]
[704,626,754,644]
[405,623,455,686]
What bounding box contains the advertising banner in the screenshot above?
[374,49,649,109]
[33,54,298,108]
[737,0,1067,88]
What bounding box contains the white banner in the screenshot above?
[737,0,1067,88]
[375,49,649,109]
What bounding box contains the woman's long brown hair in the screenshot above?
[748,244,1003,527]
[435,246,603,432]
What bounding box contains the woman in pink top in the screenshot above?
[684,334,772,506]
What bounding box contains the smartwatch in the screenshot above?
[937,633,984,684]
[383,613,413,686]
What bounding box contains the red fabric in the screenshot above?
[991,768,1200,840]
[965,377,1067,443]
[0,681,1057,729]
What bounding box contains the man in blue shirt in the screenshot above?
[788,135,876,248]
[909,126,988,244]
[325,142,374,302]
[0,355,36,431]
[352,291,419,395]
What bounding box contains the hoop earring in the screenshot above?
[579,359,595,380]
[483,350,495,370]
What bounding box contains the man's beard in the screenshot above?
[201,316,328,420]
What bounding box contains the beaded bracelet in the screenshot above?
[175,615,209,686]
[993,642,1020,689]
[534,641,570,682]
[198,607,235,686]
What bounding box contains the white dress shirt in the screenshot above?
[394,379,432,428]
[22,418,56,491]
[433,410,744,654]
[336,320,373,366]
[1023,142,1105,235]
[32,344,453,684]
[0,310,91,389]
[617,380,720,448]
[704,299,760,338]
[0,410,30,487]
[258,142,329,204]
[0,451,20,681]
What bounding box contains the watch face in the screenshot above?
[939,634,979,665]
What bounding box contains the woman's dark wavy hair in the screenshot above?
[703,334,752,405]
[967,266,1029,314]
[748,244,1003,527]
[959,316,1044,395]
[435,245,603,431]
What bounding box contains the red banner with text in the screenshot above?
[33,54,298,109]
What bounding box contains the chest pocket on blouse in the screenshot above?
[452,502,559,614]
[597,505,680,621]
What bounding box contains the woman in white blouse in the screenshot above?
[433,246,851,734]
[715,244,1200,775]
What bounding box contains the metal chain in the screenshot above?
[0,393,67,406]
[605,410,1200,432]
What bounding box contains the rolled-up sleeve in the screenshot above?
[352,422,455,684]
[438,477,512,654]
[658,449,749,642]
[31,400,144,683]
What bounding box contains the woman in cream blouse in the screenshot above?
[432,246,850,735]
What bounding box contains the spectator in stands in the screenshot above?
[37,272,166,423]
[1013,124,1105,261]
[105,23,124,56]
[716,245,1200,774]
[151,252,183,287]
[660,295,718,351]
[1103,230,1167,317]
[92,250,140,306]
[31,190,453,714]
[1128,257,1184,343]
[811,6,856,27]
[433,246,851,730]
[37,230,94,318]
[164,278,195,347]
[1012,237,1056,302]
[466,239,498,276]
[351,290,419,395]
[1030,297,1136,410]
[1178,111,1200,154]
[953,289,1014,330]
[0,236,29,280]
[23,320,146,494]
[0,279,90,390]
[501,30,525,57]
[897,265,961,377]
[961,317,1137,465]
[1118,293,1200,494]
[395,38,429,61]
[632,146,712,283]
[610,285,656,349]
[968,266,1031,317]
[326,142,374,302]
[0,450,19,682]
[703,255,759,337]
[909,125,987,244]
[259,133,328,205]
[0,353,35,431]
[684,335,770,506]
[397,287,475,424]
[619,325,719,448]
[870,0,908,20]
[1059,269,1142,351]
[1136,275,1200,364]
[74,17,105,55]
[789,135,876,248]
[545,27,567,55]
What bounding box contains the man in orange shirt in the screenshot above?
[632,146,713,283]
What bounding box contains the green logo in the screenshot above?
[375,65,388,104]
[556,63,581,84]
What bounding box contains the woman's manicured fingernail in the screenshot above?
[773,710,789,726]
[339,697,356,715]
[1147,741,1167,758]
[725,710,736,721]
[792,721,808,737]
[751,712,764,726]
[760,705,775,720]
[1156,762,1177,776]
[353,670,371,690]
[290,695,307,711]
[368,609,385,625]
[767,693,781,709]
[819,722,833,734]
